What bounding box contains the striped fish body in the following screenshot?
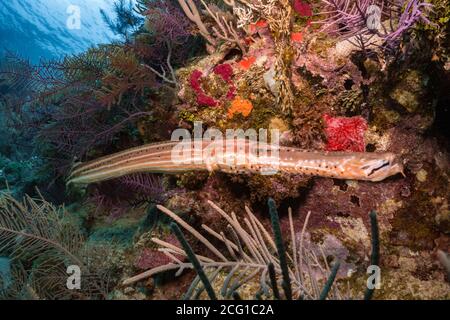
[68,139,404,185]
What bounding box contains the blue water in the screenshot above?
[0,0,121,62]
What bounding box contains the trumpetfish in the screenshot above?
[67,139,404,185]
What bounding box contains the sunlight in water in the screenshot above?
[0,0,124,61]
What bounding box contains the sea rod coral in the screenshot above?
[122,198,381,300]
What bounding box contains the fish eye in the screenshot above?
[367,160,390,177]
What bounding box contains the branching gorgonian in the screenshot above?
[0,192,113,299]
[123,199,348,300]
[316,0,433,49]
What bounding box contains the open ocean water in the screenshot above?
[0,0,120,62]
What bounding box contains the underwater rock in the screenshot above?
[291,106,326,149]
[294,51,366,92]
[88,215,142,247]
[432,197,450,234]
[135,235,184,271]
[269,116,289,131]
[1,0,448,300]
[244,173,311,204]
[299,232,356,279]
[416,169,428,182]
[292,176,409,239]
[390,70,428,113]
[291,32,304,43]
[269,116,291,144]
[375,252,450,299]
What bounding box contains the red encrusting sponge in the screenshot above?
[323,114,368,152]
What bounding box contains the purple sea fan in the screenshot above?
[382,0,433,43]
[317,0,377,37]
[86,186,131,220]
[316,0,433,48]
[136,0,193,86]
[143,0,191,46]
[119,173,167,202]
[85,174,169,221]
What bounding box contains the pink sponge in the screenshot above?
[213,63,233,83]
[293,0,313,17]
[189,65,236,107]
[189,69,218,107]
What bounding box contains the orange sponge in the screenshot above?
[228,97,253,119]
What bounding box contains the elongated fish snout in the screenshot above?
[361,153,405,182]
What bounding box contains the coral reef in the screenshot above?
[0,0,449,301]
[122,199,362,300]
